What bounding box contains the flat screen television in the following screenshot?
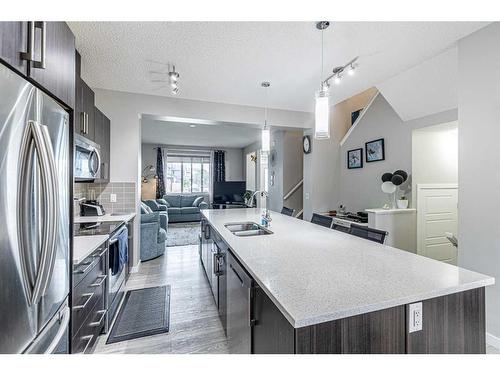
[213,181,246,204]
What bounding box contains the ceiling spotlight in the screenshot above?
[168,64,180,95]
[348,64,355,76]
[334,74,342,85]
[169,71,179,83]
[189,124,196,128]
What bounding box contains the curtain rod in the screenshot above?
[153,146,225,152]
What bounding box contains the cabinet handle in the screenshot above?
[92,248,107,258]
[89,310,106,327]
[80,112,86,133]
[79,335,94,354]
[229,263,244,286]
[73,293,94,310]
[74,260,94,274]
[85,113,89,134]
[90,274,107,288]
[21,22,46,69]
[20,21,35,62]
[32,21,46,69]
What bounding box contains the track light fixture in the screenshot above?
[168,64,180,95]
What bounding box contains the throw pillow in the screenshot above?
[192,196,204,207]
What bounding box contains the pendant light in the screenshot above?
[315,21,330,139]
[261,81,271,152]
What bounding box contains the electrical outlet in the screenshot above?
[110,193,117,203]
[305,192,310,200]
[408,302,423,333]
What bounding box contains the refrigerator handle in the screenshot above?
[44,306,69,354]
[18,121,52,305]
[38,123,59,299]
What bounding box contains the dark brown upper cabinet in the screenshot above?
[0,21,75,109]
[94,107,110,183]
[0,22,28,75]
[75,51,96,141]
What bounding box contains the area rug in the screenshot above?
[166,222,201,247]
[106,285,170,344]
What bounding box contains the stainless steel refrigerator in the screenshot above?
[0,62,70,354]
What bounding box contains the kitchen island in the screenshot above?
[201,208,494,354]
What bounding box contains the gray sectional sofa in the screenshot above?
[160,193,209,223]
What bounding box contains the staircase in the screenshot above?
[283,179,303,218]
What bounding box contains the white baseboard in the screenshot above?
[129,261,141,274]
[486,332,500,349]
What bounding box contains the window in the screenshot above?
[165,155,210,193]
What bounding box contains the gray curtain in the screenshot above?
[156,148,166,199]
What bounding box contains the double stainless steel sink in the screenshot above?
[224,222,273,237]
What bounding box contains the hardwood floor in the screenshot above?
[94,245,229,354]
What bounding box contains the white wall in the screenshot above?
[377,47,459,122]
[337,94,459,213]
[94,88,311,267]
[339,94,408,212]
[457,22,500,341]
[411,122,458,203]
[224,148,244,181]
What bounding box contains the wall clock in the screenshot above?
[303,135,312,154]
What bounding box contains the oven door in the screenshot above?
[74,135,101,181]
[106,226,128,329]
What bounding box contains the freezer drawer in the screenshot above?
[24,299,70,354]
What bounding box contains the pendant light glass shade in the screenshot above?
[315,90,330,139]
[261,127,270,152]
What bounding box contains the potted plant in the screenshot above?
[397,195,409,209]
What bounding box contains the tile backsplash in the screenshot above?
[74,182,136,217]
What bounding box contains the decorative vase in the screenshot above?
[396,199,409,209]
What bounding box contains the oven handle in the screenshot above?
[109,226,128,245]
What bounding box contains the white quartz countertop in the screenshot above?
[73,235,108,264]
[73,213,135,264]
[201,208,494,328]
[74,213,136,223]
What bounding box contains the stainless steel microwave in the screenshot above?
[74,134,101,181]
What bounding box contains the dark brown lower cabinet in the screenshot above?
[252,287,295,354]
[251,287,485,354]
[406,287,485,354]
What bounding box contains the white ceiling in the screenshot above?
[141,117,261,148]
[69,22,488,113]
[377,47,458,121]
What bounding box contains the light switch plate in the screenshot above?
[110,193,117,203]
[408,302,423,333]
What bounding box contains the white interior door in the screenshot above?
[417,184,458,265]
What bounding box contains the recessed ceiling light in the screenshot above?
[189,124,196,128]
